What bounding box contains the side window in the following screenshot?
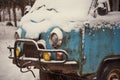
[109,0,120,11]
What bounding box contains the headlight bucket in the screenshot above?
[50,33,59,46]
[50,28,63,48]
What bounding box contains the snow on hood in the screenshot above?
[19,0,120,39]
[19,0,93,38]
[23,18,84,37]
[20,0,92,28]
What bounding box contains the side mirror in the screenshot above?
[97,2,108,16]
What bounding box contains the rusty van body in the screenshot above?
[8,0,120,80]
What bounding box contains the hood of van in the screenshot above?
[18,0,93,39]
[21,0,92,24]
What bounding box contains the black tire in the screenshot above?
[98,62,120,80]
[39,69,51,80]
[39,69,67,80]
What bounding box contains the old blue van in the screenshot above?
[8,0,120,80]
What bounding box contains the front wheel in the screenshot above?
[107,69,120,80]
[39,69,67,80]
[98,62,120,80]
[39,69,51,80]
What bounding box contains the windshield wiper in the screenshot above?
[46,8,58,13]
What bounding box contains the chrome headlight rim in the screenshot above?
[50,28,63,49]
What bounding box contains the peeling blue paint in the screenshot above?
[83,26,120,74]
[39,24,120,74]
[19,23,120,75]
[40,26,82,61]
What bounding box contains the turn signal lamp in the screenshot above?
[56,52,63,60]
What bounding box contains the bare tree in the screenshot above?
[12,0,17,27]
[7,0,12,22]
[0,0,6,21]
[0,0,12,22]
[0,0,35,25]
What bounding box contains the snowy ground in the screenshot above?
[0,22,39,80]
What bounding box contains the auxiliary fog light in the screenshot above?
[43,52,51,61]
[16,47,21,57]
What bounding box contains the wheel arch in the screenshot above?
[97,55,120,79]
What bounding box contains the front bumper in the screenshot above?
[8,39,78,74]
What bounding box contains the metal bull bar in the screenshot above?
[8,39,68,67]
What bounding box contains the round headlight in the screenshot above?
[51,33,58,46]
[50,28,63,48]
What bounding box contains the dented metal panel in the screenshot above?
[83,24,120,74]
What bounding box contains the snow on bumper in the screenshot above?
[8,39,69,64]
